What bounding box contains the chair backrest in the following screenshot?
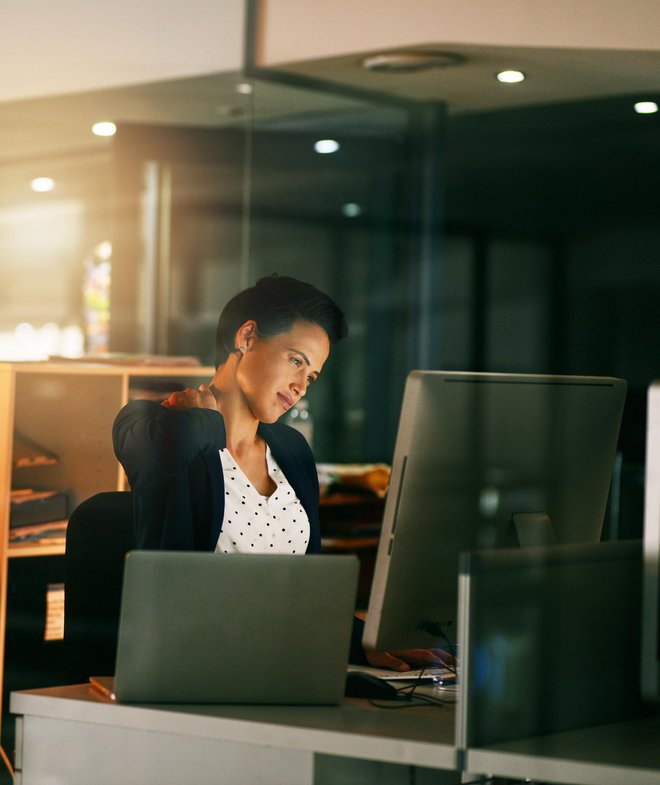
[63,491,136,684]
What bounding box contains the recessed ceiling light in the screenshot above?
[342,203,362,218]
[314,139,340,154]
[31,177,55,193]
[92,121,117,137]
[634,101,659,115]
[496,70,526,84]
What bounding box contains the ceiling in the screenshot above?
[0,72,366,167]
[0,41,658,243]
[270,42,660,112]
[1,41,658,166]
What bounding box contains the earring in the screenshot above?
[239,345,246,355]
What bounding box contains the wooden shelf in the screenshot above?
[8,541,66,558]
[0,360,215,740]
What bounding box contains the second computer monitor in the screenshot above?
[362,371,627,653]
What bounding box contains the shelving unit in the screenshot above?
[0,360,214,742]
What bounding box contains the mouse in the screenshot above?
[344,671,399,700]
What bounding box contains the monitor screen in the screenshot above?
[642,381,660,702]
[362,371,627,653]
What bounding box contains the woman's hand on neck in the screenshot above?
[161,383,219,411]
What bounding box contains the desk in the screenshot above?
[10,685,458,785]
[11,686,660,785]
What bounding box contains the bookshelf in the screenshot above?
[0,360,214,742]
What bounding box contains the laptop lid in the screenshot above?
[113,551,359,705]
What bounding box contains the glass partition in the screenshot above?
[0,44,658,506]
[244,80,419,461]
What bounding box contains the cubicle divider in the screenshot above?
[456,539,646,759]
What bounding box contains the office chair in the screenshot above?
[63,491,136,684]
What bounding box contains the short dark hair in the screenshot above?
[214,274,348,367]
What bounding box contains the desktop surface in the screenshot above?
[12,684,660,785]
[11,682,457,776]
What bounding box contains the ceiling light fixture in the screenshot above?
[496,70,526,84]
[342,203,362,218]
[361,50,462,73]
[92,121,117,137]
[314,139,340,154]
[634,101,659,115]
[31,177,55,193]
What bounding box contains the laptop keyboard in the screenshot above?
[348,665,453,682]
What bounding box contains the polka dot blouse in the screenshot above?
[215,445,310,554]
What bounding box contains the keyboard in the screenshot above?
[347,664,455,683]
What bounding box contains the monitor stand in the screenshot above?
[512,512,558,547]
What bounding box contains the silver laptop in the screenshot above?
[111,551,359,705]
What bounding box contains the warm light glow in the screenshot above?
[314,139,340,154]
[15,322,36,341]
[92,121,117,137]
[31,177,55,193]
[236,82,253,95]
[6,322,84,360]
[96,240,113,261]
[634,101,659,115]
[496,70,526,84]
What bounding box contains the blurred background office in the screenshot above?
[2,0,659,539]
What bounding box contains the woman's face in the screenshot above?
[237,319,331,423]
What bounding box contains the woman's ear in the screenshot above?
[235,320,257,353]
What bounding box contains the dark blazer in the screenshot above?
[112,399,322,553]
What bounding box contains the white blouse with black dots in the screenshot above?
[215,445,311,554]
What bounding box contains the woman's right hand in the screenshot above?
[161,383,218,411]
[364,646,455,672]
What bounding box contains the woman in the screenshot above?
[113,274,449,671]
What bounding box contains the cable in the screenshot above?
[367,691,453,709]
[435,630,459,676]
[366,674,456,709]
[0,744,14,780]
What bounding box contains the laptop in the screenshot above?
[107,551,359,705]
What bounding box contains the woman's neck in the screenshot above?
[210,359,261,456]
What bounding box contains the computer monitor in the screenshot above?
[362,371,627,653]
[642,381,660,702]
